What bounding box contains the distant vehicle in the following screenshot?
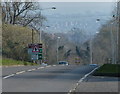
[89,64,98,66]
[41,63,48,66]
[58,61,69,65]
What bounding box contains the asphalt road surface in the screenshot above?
[2,64,97,92]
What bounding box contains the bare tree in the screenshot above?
[1,2,46,27]
[68,27,87,45]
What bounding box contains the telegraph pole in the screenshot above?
[117,1,120,64]
[32,29,34,43]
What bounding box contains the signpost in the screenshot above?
[28,43,43,61]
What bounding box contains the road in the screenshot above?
[2,64,97,92]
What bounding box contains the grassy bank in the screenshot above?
[1,58,38,66]
[93,64,120,77]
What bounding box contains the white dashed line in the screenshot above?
[27,69,32,72]
[3,66,47,79]
[37,67,44,69]
[69,90,72,93]
[37,67,41,69]
[16,71,25,74]
[3,74,15,79]
[31,68,36,71]
[73,88,75,91]
[3,65,56,80]
[76,83,79,86]
[40,67,44,68]
[46,65,51,68]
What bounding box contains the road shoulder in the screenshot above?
[72,75,119,93]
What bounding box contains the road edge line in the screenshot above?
[67,66,100,94]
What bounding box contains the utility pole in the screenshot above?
[117,1,120,64]
[57,37,60,63]
[90,34,93,64]
[32,29,34,43]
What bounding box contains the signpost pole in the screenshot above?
[32,29,34,44]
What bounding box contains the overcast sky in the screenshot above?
[40,2,115,15]
[39,2,116,34]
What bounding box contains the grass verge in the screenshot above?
[93,64,120,77]
[1,58,38,66]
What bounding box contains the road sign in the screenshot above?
[39,48,42,53]
[38,53,42,60]
[28,43,42,48]
[28,43,43,60]
[32,46,39,52]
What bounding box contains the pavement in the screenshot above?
[2,64,97,92]
[72,75,120,93]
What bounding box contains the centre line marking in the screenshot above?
[16,71,25,74]
[37,67,44,69]
[31,68,36,71]
[3,74,15,79]
[27,69,32,72]
[40,67,44,68]
[46,65,51,67]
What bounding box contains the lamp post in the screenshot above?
[39,7,56,43]
[32,29,34,43]
[57,37,60,63]
[38,7,56,64]
[117,1,120,64]
[89,32,93,64]
[96,18,116,64]
[89,31,99,64]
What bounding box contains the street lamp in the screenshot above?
[37,7,56,64]
[57,37,60,63]
[39,7,56,43]
[96,18,116,64]
[89,31,99,64]
[89,32,92,64]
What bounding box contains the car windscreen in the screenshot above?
[59,62,67,64]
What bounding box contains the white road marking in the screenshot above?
[37,67,41,69]
[78,66,99,83]
[68,66,100,94]
[3,74,15,79]
[40,67,44,68]
[31,68,36,71]
[27,69,32,72]
[3,65,58,80]
[46,65,51,68]
[16,71,25,74]
[73,88,75,91]
[37,67,44,69]
[76,83,79,86]
[3,66,48,79]
[69,90,72,93]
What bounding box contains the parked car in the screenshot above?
[58,61,69,65]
